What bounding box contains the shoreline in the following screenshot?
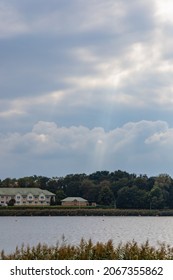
[1,207,173,216]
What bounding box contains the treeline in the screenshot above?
[1,170,173,209]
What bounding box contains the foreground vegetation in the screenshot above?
[1,239,173,260]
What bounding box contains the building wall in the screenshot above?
[0,195,14,206]
[0,194,53,206]
[61,201,88,207]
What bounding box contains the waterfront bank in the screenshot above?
[1,207,173,216]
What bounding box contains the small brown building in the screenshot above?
[61,197,88,207]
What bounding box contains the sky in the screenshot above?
[1,0,173,179]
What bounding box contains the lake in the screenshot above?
[0,216,173,254]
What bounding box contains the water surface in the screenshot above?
[0,216,173,254]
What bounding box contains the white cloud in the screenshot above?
[155,0,173,23]
[0,108,25,118]
[0,120,173,178]
[145,128,173,145]
[65,39,172,109]
[0,90,69,120]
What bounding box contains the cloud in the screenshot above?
[1,0,172,111]
[0,2,28,38]
[0,120,173,178]
[155,0,173,24]
[0,0,124,37]
[0,90,69,118]
[65,38,173,111]
[1,0,173,178]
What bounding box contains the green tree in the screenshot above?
[89,171,110,183]
[149,186,165,209]
[55,189,66,205]
[116,186,149,209]
[8,198,16,206]
[1,178,17,187]
[98,181,115,206]
[80,179,99,202]
[150,174,172,209]
[168,185,173,208]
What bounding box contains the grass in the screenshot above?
[1,207,173,216]
[1,239,173,260]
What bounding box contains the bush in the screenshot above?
[1,239,173,260]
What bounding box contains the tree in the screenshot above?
[8,198,16,206]
[149,187,165,209]
[167,185,173,208]
[1,178,17,187]
[116,186,149,209]
[55,189,66,205]
[98,181,115,206]
[17,176,36,188]
[80,179,99,202]
[89,171,110,183]
[149,174,173,209]
[50,196,55,206]
[36,176,50,189]
[154,174,172,188]
[133,175,152,191]
[112,178,130,199]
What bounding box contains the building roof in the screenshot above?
[61,197,88,202]
[0,188,55,196]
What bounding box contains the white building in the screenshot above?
[0,188,55,206]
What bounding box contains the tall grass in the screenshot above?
[2,208,173,216]
[1,239,173,260]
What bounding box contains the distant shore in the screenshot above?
[1,207,173,216]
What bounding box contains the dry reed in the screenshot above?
[1,239,173,260]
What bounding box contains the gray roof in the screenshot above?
[61,197,88,202]
[0,188,55,196]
